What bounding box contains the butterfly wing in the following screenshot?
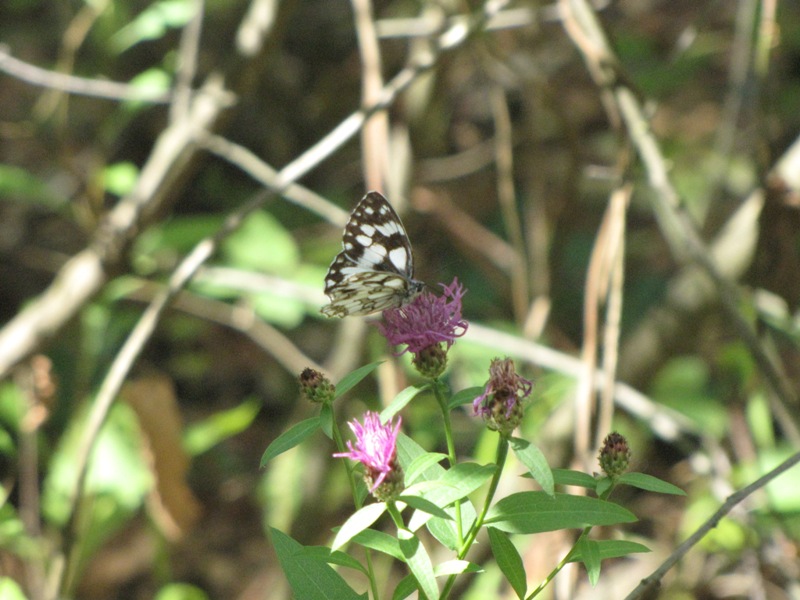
[322,192,423,317]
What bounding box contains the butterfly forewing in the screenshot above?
[321,192,424,317]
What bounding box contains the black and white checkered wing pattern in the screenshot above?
[321,192,425,318]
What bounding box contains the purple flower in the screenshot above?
[334,412,403,496]
[376,278,468,355]
[473,358,533,434]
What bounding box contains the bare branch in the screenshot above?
[624,450,800,599]
[0,77,234,379]
[0,44,171,103]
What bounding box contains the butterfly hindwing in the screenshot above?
[321,192,424,318]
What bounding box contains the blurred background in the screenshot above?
[1,0,799,598]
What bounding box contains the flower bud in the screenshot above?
[299,368,335,404]
[598,432,631,479]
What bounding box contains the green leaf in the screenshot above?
[398,494,453,521]
[381,385,428,422]
[351,529,404,561]
[332,503,387,551]
[405,452,448,486]
[398,530,438,600]
[407,462,495,532]
[259,417,320,468]
[552,468,598,489]
[567,540,650,562]
[0,578,27,600]
[270,528,365,600]
[0,164,64,209]
[596,477,612,498]
[433,560,480,576]
[487,527,526,599]
[112,0,196,52]
[103,162,139,196]
[448,386,484,410]
[154,583,209,600]
[392,576,418,600]
[510,437,554,496]
[335,362,384,399]
[303,546,368,575]
[577,537,601,586]
[184,397,261,456]
[395,435,478,550]
[222,210,299,273]
[618,473,685,495]
[485,492,637,534]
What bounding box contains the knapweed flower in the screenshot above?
[473,357,533,435]
[598,431,631,479]
[299,368,335,404]
[376,278,468,378]
[334,412,404,501]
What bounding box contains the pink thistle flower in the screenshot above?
[376,277,468,356]
[334,412,403,497]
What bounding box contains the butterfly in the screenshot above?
[321,191,425,318]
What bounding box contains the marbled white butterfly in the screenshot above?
[321,191,425,318]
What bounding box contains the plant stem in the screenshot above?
[432,379,465,546]
[440,434,509,599]
[526,527,590,599]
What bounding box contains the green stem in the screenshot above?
[331,402,380,600]
[440,434,510,599]
[526,527,591,599]
[432,379,465,545]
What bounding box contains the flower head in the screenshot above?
[473,358,533,434]
[334,412,404,500]
[598,432,631,479]
[376,278,468,378]
[299,368,335,404]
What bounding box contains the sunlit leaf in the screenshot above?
[154,582,209,600]
[103,162,139,196]
[332,503,387,551]
[351,529,403,561]
[184,397,261,456]
[398,529,438,600]
[405,452,448,486]
[510,437,554,496]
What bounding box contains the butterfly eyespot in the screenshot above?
[321,192,425,318]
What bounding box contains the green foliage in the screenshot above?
[259,417,321,467]
[509,437,554,496]
[270,528,366,600]
[0,578,27,600]
[154,583,209,600]
[487,527,526,599]
[103,162,139,196]
[485,492,636,534]
[111,0,196,52]
[0,164,64,209]
[184,397,261,456]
